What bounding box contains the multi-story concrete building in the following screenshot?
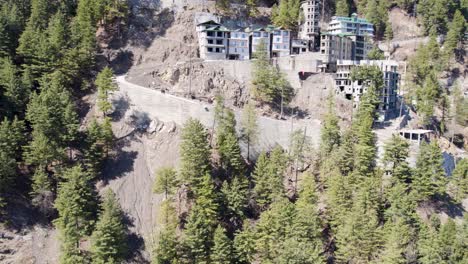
[328,13,374,37]
[291,39,309,54]
[299,0,321,50]
[227,29,250,60]
[196,20,230,60]
[334,60,399,120]
[320,33,353,70]
[248,26,272,57]
[270,26,291,57]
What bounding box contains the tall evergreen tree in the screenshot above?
[153,167,178,199]
[153,201,179,264]
[240,101,258,162]
[448,158,467,203]
[183,174,219,263]
[413,141,447,201]
[335,0,350,16]
[54,165,97,264]
[179,118,211,189]
[95,66,117,115]
[320,93,341,157]
[210,225,234,264]
[90,189,128,264]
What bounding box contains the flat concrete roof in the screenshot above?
[399,129,433,134]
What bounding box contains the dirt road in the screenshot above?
[115,75,322,158]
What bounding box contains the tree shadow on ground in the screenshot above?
[110,95,130,122]
[432,194,466,219]
[101,136,138,184]
[122,212,150,263]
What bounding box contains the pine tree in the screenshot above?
[183,174,218,263]
[246,0,259,18]
[210,225,234,264]
[417,216,443,264]
[453,82,468,126]
[417,71,440,125]
[96,66,117,115]
[24,72,78,165]
[367,46,385,60]
[448,158,467,203]
[0,58,30,115]
[221,175,249,221]
[277,237,324,264]
[217,108,244,175]
[240,101,258,162]
[444,10,466,59]
[385,19,394,41]
[30,166,54,215]
[54,165,97,264]
[383,135,411,183]
[0,2,22,58]
[378,218,413,264]
[335,180,382,263]
[153,201,179,264]
[335,0,350,16]
[90,189,127,264]
[179,118,211,189]
[413,141,447,201]
[254,197,296,262]
[153,167,178,199]
[326,169,352,226]
[233,221,256,264]
[0,117,20,206]
[320,93,341,157]
[271,0,301,29]
[253,146,287,209]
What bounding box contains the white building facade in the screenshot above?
[328,13,374,37]
[196,20,229,60]
[334,60,399,120]
[299,0,321,50]
[250,27,271,57]
[227,30,250,60]
[271,27,291,57]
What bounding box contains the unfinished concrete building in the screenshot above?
[299,0,321,50]
[334,60,399,120]
[319,33,353,71]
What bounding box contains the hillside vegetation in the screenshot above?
[0,0,467,263]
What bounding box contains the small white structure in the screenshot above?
[328,13,374,37]
[227,29,250,60]
[299,0,321,50]
[270,26,291,57]
[334,60,400,120]
[196,20,230,60]
[399,129,433,144]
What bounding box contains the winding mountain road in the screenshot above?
[115,75,322,156]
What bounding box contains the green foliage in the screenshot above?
[179,118,211,189]
[221,175,249,221]
[251,40,294,106]
[96,66,117,115]
[253,146,287,209]
[0,1,22,58]
[335,0,350,16]
[216,0,230,12]
[320,94,341,157]
[367,46,385,60]
[216,108,244,175]
[448,158,467,203]
[210,225,234,264]
[0,116,24,206]
[378,218,413,264]
[54,165,97,263]
[24,73,78,166]
[240,101,258,162]
[335,178,382,263]
[271,0,301,29]
[153,167,178,199]
[413,141,447,201]
[233,221,256,263]
[418,0,450,35]
[153,201,179,264]
[90,189,127,264]
[366,0,390,39]
[245,0,259,17]
[0,58,30,115]
[453,82,468,127]
[183,174,219,263]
